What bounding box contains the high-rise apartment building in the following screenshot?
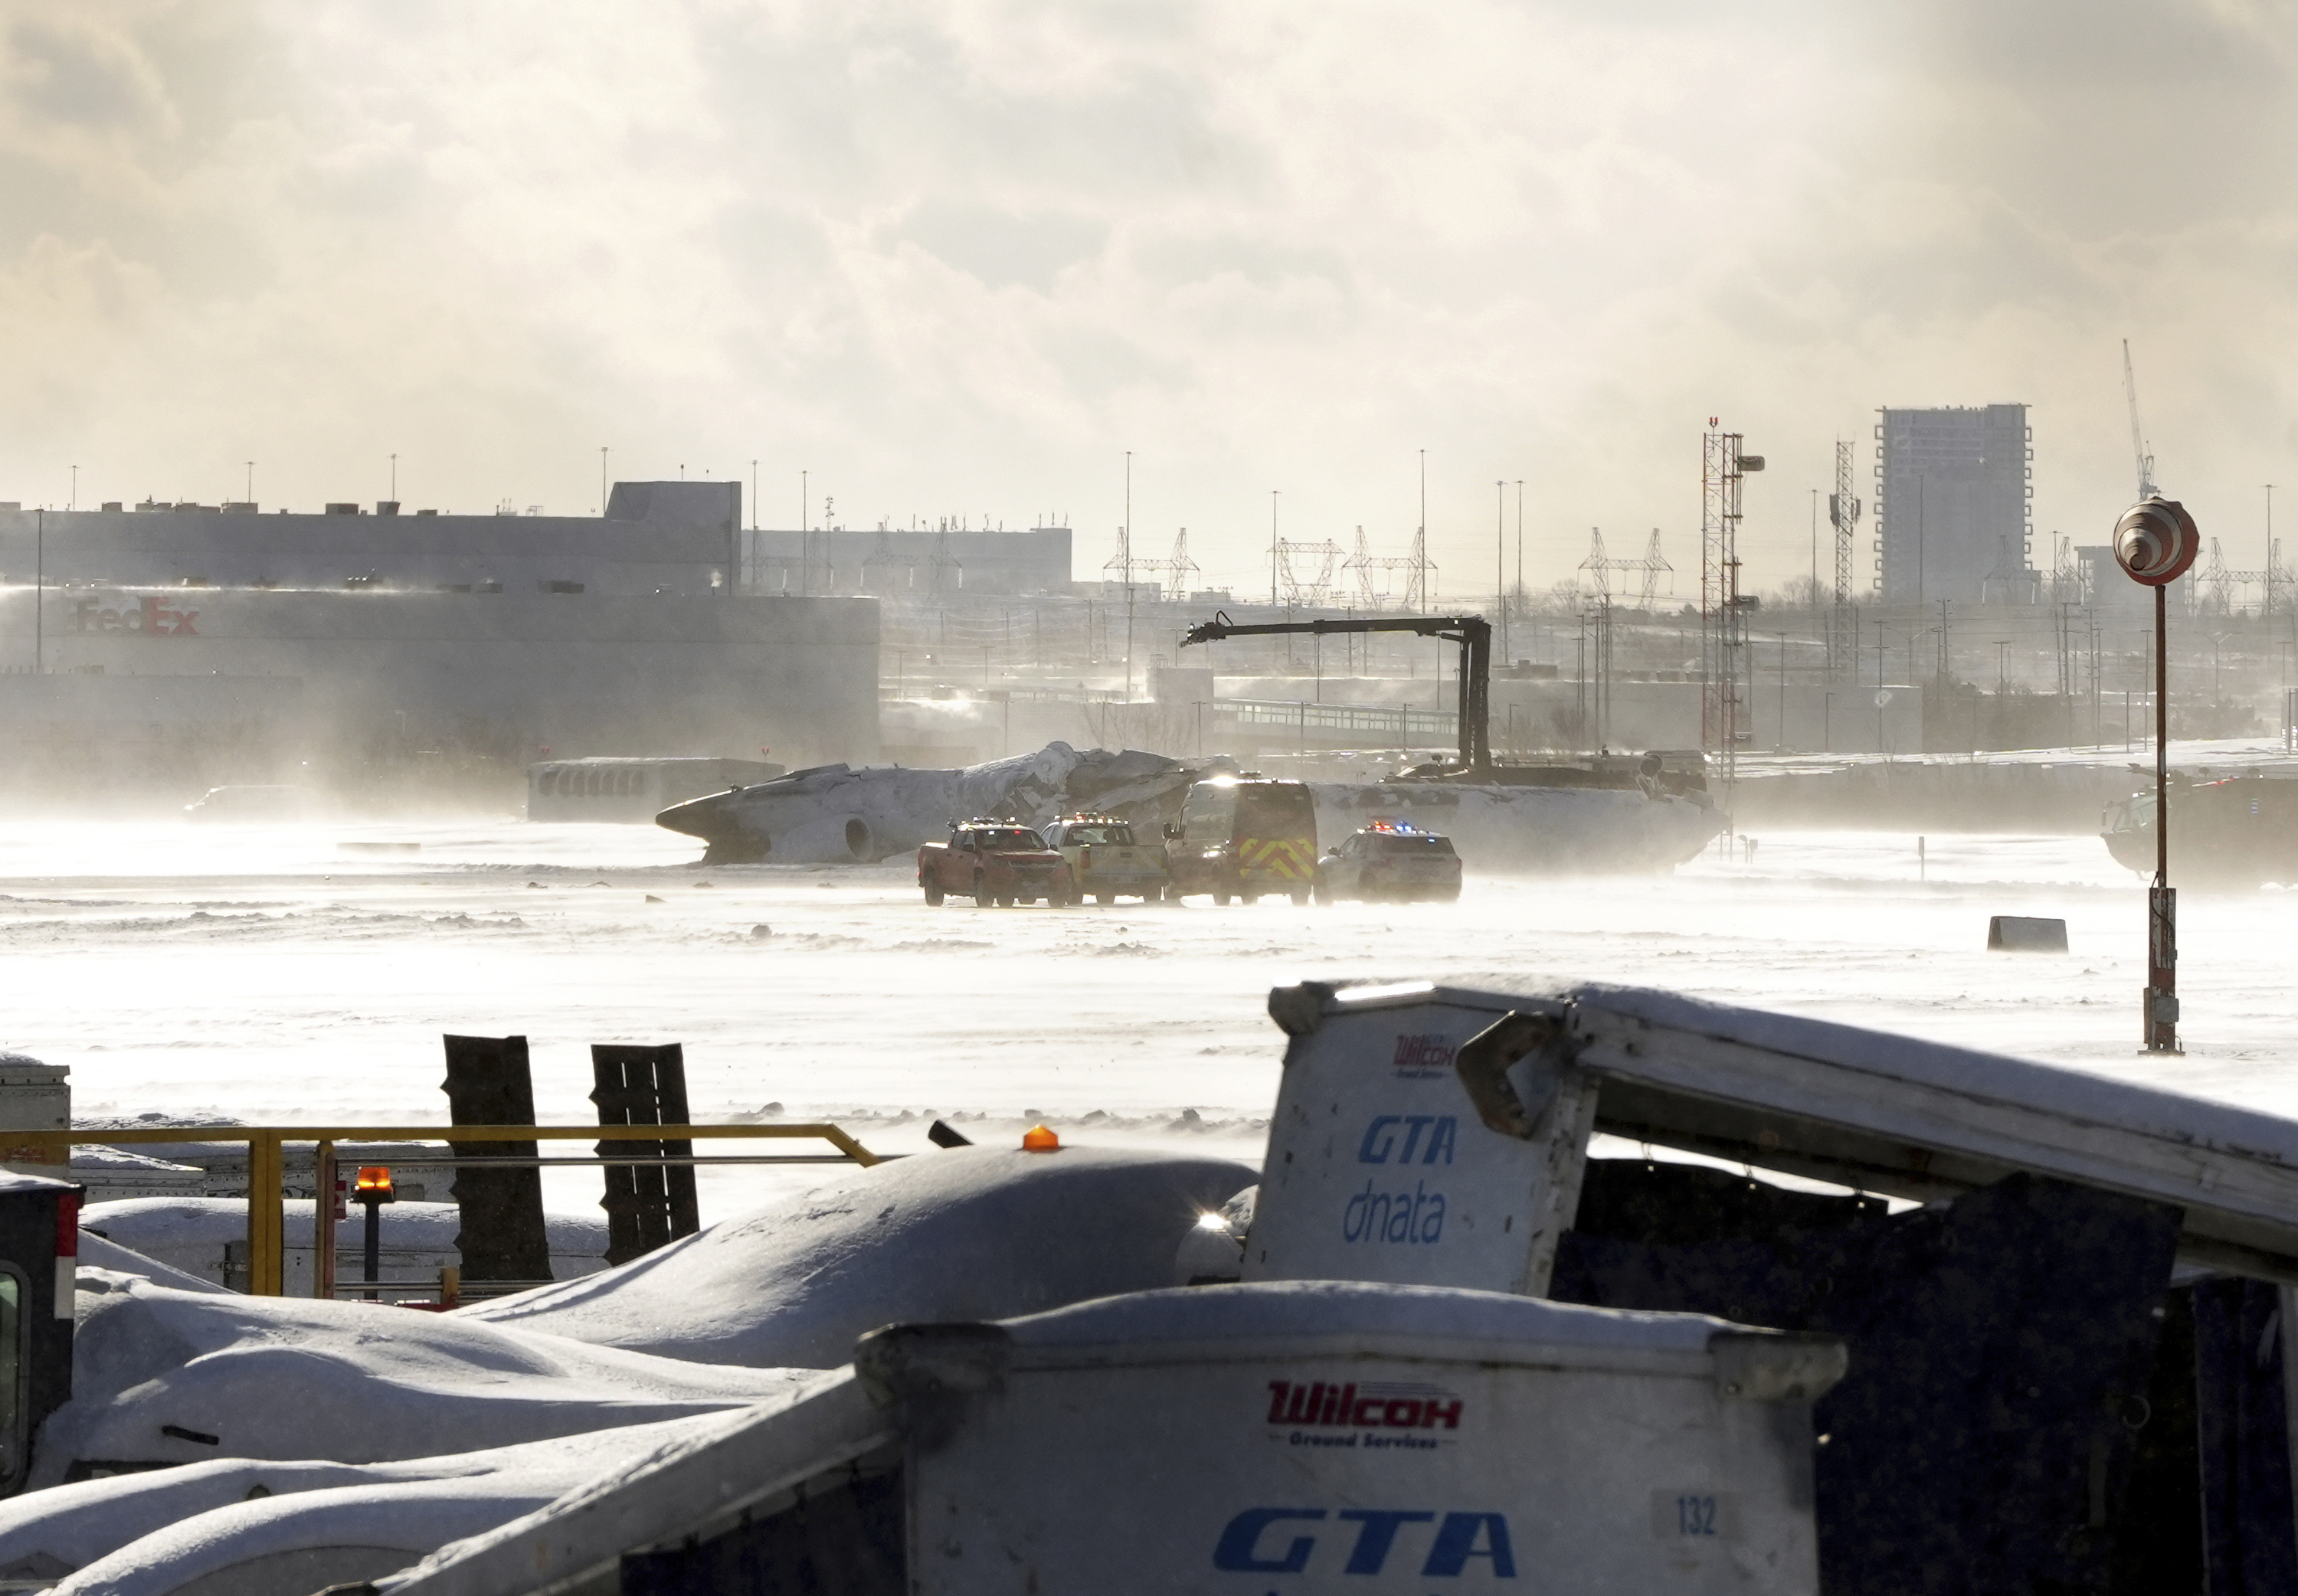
[1873,404,2034,604]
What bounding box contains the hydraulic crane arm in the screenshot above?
[1178,611,1491,773]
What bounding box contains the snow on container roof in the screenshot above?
[461,1144,1255,1367]
[1291,979,2298,1280]
[991,1279,1733,1372]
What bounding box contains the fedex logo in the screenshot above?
[1213,1507,1516,1577]
[1393,1034,1455,1078]
[73,597,199,636]
[1359,1114,1456,1166]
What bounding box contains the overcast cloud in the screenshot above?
[1,0,2293,595]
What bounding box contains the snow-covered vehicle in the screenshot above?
[1314,819,1463,902]
[1042,814,1168,904]
[916,822,1073,908]
[1162,776,1320,905]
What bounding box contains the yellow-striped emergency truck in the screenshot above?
[1162,776,1321,905]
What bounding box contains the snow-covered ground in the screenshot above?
[2,816,2293,1218]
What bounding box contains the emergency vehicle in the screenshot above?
[1042,814,1169,904]
[1314,819,1463,902]
[1161,777,1320,904]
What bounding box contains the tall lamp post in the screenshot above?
[2112,495,2199,1053]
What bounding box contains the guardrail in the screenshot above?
[38,1123,880,1297]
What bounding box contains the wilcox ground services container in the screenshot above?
[859,1282,1841,1596]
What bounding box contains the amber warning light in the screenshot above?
[1021,1125,1061,1153]
[355,1166,397,1202]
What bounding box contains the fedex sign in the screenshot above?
[73,597,199,636]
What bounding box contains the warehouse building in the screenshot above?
[0,485,878,796]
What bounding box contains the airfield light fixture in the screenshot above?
[354,1166,396,1302]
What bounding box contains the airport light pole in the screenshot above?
[2113,495,2199,1053]
[353,1165,396,1302]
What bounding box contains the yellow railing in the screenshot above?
[34,1123,880,1297]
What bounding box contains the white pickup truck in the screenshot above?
[1043,814,1170,904]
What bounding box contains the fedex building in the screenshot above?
[0,482,882,792]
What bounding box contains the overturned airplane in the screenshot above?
[655,741,1724,872]
[652,744,1198,864]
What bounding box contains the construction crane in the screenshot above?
[2123,339,2158,499]
[1180,610,1491,771]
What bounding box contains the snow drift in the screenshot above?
[0,1414,738,1596]
[461,1144,1257,1365]
[36,1269,800,1489]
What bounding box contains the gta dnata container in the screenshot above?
[388,1281,1841,1596]
[867,1282,1841,1595]
[1246,983,1573,1293]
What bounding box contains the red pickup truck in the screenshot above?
[918,822,1075,908]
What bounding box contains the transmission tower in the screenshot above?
[860,528,915,592]
[1828,440,1861,677]
[1276,538,1344,606]
[1579,528,1617,600]
[929,523,962,592]
[1101,523,1133,587]
[1634,530,1672,610]
[1580,528,1668,606]
[1148,528,1200,599]
[2198,538,2270,616]
[1343,528,1380,606]
[1340,527,1428,610]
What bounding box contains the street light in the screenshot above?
[2113,494,2200,1053]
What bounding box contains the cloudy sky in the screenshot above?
[1,0,2293,597]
